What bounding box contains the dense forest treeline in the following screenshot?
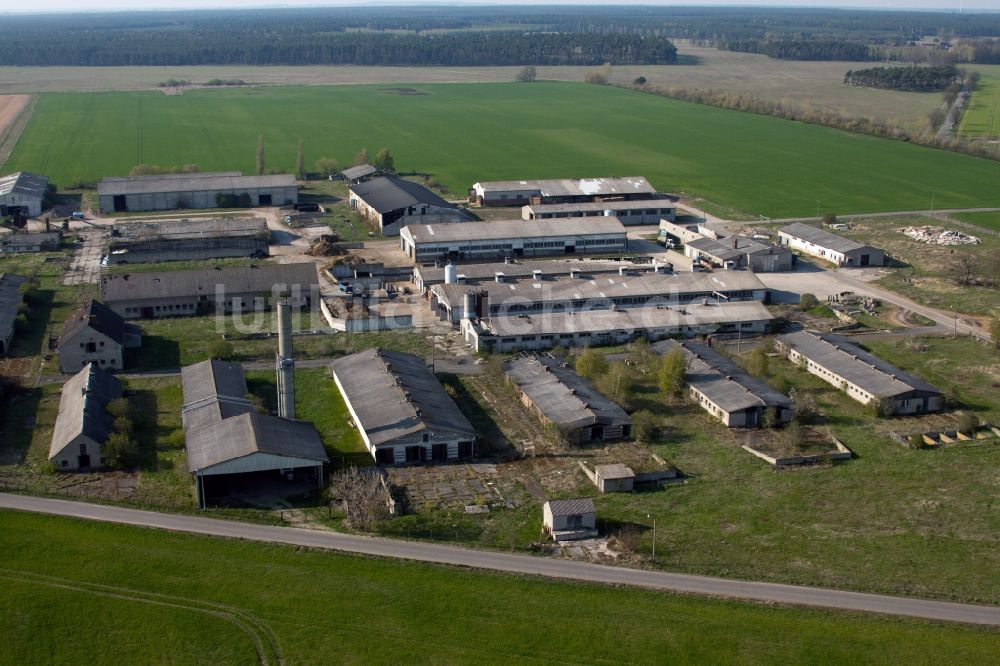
[0,7,999,67]
[844,65,959,92]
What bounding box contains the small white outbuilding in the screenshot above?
[542,497,597,541]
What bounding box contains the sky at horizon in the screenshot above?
[2,1,999,16]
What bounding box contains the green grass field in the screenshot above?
[960,68,1000,138]
[5,82,1000,217]
[2,511,999,664]
[953,210,1000,232]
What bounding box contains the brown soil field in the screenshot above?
[0,94,34,168]
[0,45,940,127]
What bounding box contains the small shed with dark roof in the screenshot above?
[543,497,598,541]
[348,176,466,235]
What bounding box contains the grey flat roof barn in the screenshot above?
[341,165,378,182]
[331,349,477,464]
[403,217,626,244]
[413,259,647,290]
[778,223,866,254]
[776,330,942,414]
[97,172,298,213]
[505,354,631,441]
[778,223,884,267]
[0,171,49,217]
[98,172,295,197]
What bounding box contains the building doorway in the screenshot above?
[258,194,273,206]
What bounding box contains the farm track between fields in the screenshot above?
[0,94,34,169]
[0,568,283,665]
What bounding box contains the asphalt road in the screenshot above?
[3,493,999,627]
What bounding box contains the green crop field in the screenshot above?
[5,82,1000,218]
[2,511,999,664]
[960,67,1000,138]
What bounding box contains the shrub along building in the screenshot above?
[776,330,943,415]
[97,172,298,213]
[331,349,477,465]
[470,176,657,207]
[399,218,629,263]
[464,301,775,353]
[0,231,61,254]
[57,299,140,373]
[349,176,466,236]
[685,235,794,272]
[505,354,632,443]
[0,171,48,218]
[521,199,677,226]
[48,363,122,471]
[658,340,794,427]
[433,269,767,324]
[108,217,269,264]
[100,262,318,319]
[181,358,328,509]
[0,272,27,356]
[778,223,885,267]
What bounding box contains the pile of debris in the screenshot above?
[307,234,345,256]
[898,226,981,246]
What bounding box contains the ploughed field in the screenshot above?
[4,82,1000,218]
[2,511,1000,664]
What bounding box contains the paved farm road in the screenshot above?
[3,493,999,627]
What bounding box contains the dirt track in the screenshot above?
[0,94,33,167]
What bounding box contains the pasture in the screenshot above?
[4,82,999,218]
[3,511,1000,664]
[960,66,1000,138]
[953,210,1000,232]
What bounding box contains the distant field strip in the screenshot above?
[5,82,1000,217]
[960,69,1000,138]
[0,94,35,167]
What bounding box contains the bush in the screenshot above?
[106,397,131,419]
[516,65,537,82]
[575,347,607,379]
[208,340,236,360]
[595,362,634,409]
[633,75,647,86]
[164,429,186,449]
[631,410,658,442]
[794,392,820,425]
[956,411,979,435]
[799,293,819,310]
[658,347,687,396]
[13,313,29,333]
[746,347,769,377]
[113,416,133,435]
[104,432,140,469]
[907,433,925,448]
[866,396,894,419]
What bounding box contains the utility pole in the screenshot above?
[647,513,656,562]
[816,201,821,221]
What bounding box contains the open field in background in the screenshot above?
[3,512,1000,665]
[839,215,1000,317]
[0,45,944,128]
[959,66,1000,138]
[0,93,34,166]
[953,210,1000,232]
[5,83,1000,217]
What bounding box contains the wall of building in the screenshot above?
[109,237,267,264]
[0,192,43,217]
[59,329,123,373]
[50,434,104,471]
[108,292,310,319]
[100,186,297,213]
[402,234,628,263]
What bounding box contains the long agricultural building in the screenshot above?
[470,176,657,207]
[778,223,885,268]
[431,270,767,324]
[463,301,774,353]
[98,172,298,213]
[349,176,466,236]
[776,330,942,415]
[331,349,477,465]
[505,355,632,442]
[521,199,676,225]
[412,258,654,292]
[100,262,318,318]
[400,218,628,263]
[109,217,269,264]
[0,272,27,355]
[0,231,61,254]
[48,363,122,471]
[657,340,794,427]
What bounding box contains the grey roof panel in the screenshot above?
[0,273,27,347]
[101,262,318,302]
[505,355,630,430]
[341,165,378,181]
[181,359,250,408]
[595,463,636,480]
[402,218,627,245]
[546,497,596,516]
[60,299,125,347]
[416,259,643,286]
[186,411,328,472]
[524,199,676,214]
[0,171,49,199]
[331,348,476,447]
[477,177,656,198]
[111,217,267,244]
[98,172,295,196]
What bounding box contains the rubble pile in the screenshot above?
[898,226,981,246]
[307,234,345,256]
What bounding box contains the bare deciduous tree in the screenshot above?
[329,466,390,531]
